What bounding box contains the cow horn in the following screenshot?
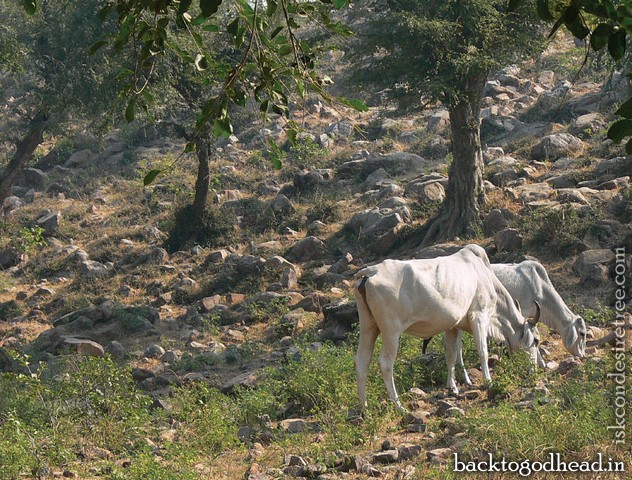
[528,301,541,326]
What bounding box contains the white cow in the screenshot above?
[354,244,541,411]
[492,261,586,358]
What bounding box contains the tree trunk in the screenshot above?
[191,135,212,219]
[0,112,48,202]
[422,92,485,246]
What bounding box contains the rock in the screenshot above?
[569,112,605,138]
[573,249,615,283]
[145,247,170,265]
[106,341,126,358]
[427,448,453,464]
[293,169,331,191]
[372,450,399,464]
[23,167,48,190]
[161,350,180,364]
[364,168,391,189]
[207,249,230,263]
[221,370,260,392]
[531,133,585,161]
[397,444,423,461]
[307,220,326,236]
[485,209,510,234]
[79,260,111,279]
[494,228,523,252]
[65,149,96,168]
[2,195,24,215]
[415,243,463,259]
[337,152,432,178]
[329,252,353,274]
[506,182,553,203]
[427,109,450,133]
[538,70,556,88]
[327,120,354,137]
[144,344,165,358]
[280,268,299,289]
[322,300,358,328]
[594,156,632,176]
[436,399,457,417]
[230,255,267,275]
[286,236,326,263]
[599,176,630,190]
[279,418,320,433]
[0,248,21,269]
[36,211,62,235]
[63,337,105,357]
[557,357,582,375]
[404,180,446,203]
[271,194,294,214]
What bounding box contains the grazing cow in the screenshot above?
[492,261,586,358]
[354,244,540,411]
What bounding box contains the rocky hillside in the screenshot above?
[0,38,631,479]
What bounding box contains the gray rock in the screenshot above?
[65,149,96,168]
[106,341,126,358]
[557,357,582,375]
[337,152,432,178]
[144,344,165,358]
[494,228,523,252]
[322,299,358,328]
[485,209,510,234]
[63,337,105,357]
[286,236,326,262]
[0,248,21,269]
[2,195,24,214]
[427,109,450,133]
[307,220,326,236]
[326,120,354,137]
[79,260,111,279]
[372,450,399,464]
[531,133,585,161]
[270,194,294,214]
[404,180,446,203]
[161,350,180,363]
[23,168,48,190]
[207,249,230,263]
[36,211,62,236]
[573,249,615,283]
[569,112,605,138]
[364,168,391,189]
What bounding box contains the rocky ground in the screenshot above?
[1,39,631,479]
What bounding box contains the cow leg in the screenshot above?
[455,330,472,386]
[444,329,459,395]
[470,317,492,384]
[378,332,404,411]
[355,322,379,411]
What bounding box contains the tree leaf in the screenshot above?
[608,29,626,60]
[536,0,553,21]
[626,138,632,155]
[287,128,298,146]
[607,118,632,143]
[339,97,369,112]
[22,0,36,14]
[333,0,347,9]
[213,117,233,138]
[614,97,632,118]
[88,40,108,55]
[227,17,239,36]
[125,98,136,123]
[202,24,220,32]
[266,0,278,16]
[590,23,613,51]
[184,141,196,153]
[200,0,222,17]
[143,169,162,186]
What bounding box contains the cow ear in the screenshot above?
[565,325,578,348]
[528,301,541,326]
[522,323,535,348]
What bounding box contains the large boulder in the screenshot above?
[573,249,615,283]
[65,149,96,168]
[286,236,326,263]
[337,152,432,178]
[404,180,446,204]
[531,133,585,161]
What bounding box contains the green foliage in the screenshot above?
[488,351,539,400]
[354,0,544,109]
[462,359,614,461]
[518,204,605,253]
